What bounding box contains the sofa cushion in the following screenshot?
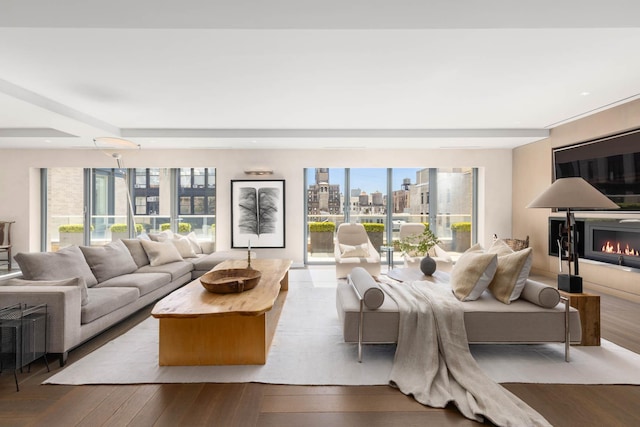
[140,239,183,266]
[450,251,497,301]
[121,239,150,268]
[80,240,138,283]
[15,245,98,287]
[488,248,534,304]
[4,277,90,306]
[95,272,171,296]
[136,260,193,281]
[81,287,139,324]
[171,236,198,258]
[349,267,385,309]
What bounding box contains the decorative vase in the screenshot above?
[420,255,437,276]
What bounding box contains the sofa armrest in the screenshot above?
[0,286,82,354]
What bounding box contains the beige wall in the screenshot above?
[513,98,640,301]
[0,147,513,265]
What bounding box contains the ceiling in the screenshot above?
[2,0,640,150]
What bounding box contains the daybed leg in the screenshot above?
[561,296,570,362]
[358,299,364,363]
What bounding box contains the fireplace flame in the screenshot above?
[601,241,640,256]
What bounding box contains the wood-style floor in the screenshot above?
[2,283,640,426]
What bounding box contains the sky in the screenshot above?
[306,168,420,195]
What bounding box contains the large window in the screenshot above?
[305,167,476,264]
[43,167,216,250]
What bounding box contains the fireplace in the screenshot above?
[584,221,640,269]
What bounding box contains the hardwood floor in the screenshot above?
[2,285,640,426]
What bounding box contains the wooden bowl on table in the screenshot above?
[199,268,262,293]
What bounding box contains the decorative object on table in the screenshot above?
[527,177,619,293]
[199,268,262,293]
[0,220,15,270]
[398,225,440,276]
[231,179,285,248]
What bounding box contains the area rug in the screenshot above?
[45,280,640,386]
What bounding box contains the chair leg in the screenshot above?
[7,248,11,271]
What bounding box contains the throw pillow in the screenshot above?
[450,251,498,301]
[349,267,385,309]
[121,239,150,268]
[80,240,139,283]
[14,245,98,287]
[520,279,560,308]
[148,231,174,242]
[186,232,203,254]
[488,247,534,304]
[340,243,370,258]
[465,243,484,253]
[4,277,90,306]
[172,236,198,258]
[487,239,515,256]
[140,239,184,266]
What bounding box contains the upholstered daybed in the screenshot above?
[337,240,583,362]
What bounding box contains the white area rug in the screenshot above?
[45,268,640,386]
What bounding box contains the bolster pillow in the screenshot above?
[520,279,560,308]
[349,267,385,309]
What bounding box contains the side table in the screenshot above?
[558,291,600,346]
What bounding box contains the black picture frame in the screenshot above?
[231,179,285,248]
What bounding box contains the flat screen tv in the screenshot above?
[553,128,640,211]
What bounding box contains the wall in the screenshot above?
[0,147,513,266]
[513,98,640,302]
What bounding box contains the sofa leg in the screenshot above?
[59,352,68,367]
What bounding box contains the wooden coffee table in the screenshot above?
[151,258,292,366]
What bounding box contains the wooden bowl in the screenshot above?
[200,268,262,294]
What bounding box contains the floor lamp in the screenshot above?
[527,177,619,293]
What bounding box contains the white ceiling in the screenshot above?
[2,0,640,150]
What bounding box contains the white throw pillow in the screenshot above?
[140,239,184,266]
[340,243,370,258]
[171,236,198,258]
[450,251,498,301]
[186,232,203,254]
[148,230,174,242]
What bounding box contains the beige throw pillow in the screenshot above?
[450,251,498,301]
[488,239,515,256]
[488,247,534,304]
[140,239,184,266]
[186,232,203,254]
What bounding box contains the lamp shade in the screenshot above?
[527,177,620,210]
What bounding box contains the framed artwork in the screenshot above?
[231,179,285,248]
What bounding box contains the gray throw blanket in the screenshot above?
[377,279,551,426]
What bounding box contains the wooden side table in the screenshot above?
[559,291,601,346]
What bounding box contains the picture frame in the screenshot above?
[231,179,285,248]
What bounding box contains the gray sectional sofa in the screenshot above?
[0,236,253,365]
[337,267,582,362]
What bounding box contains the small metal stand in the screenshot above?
[0,303,49,391]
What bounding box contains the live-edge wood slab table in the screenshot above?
[151,258,292,365]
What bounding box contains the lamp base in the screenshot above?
[558,274,583,293]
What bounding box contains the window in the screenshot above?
[43,167,216,251]
[304,167,476,264]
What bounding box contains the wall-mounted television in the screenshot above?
[553,128,640,211]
